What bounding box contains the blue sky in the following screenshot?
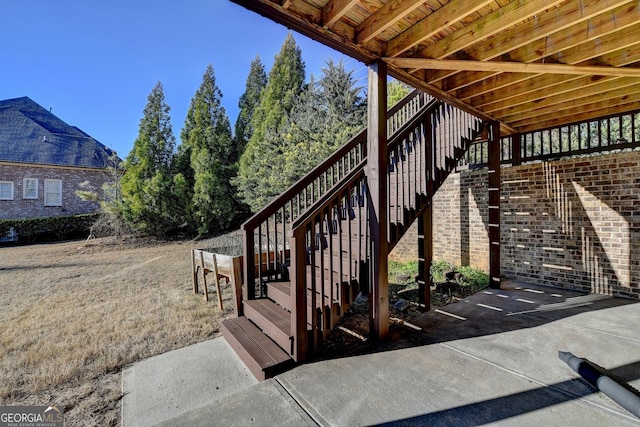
[2,1,367,157]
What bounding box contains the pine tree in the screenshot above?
[387,79,411,108]
[121,82,180,236]
[283,59,366,187]
[181,64,236,235]
[234,33,306,212]
[318,58,366,149]
[234,56,267,164]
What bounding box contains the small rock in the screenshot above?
[396,273,411,282]
[393,299,410,312]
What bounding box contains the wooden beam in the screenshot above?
[415,0,635,81]
[385,58,640,77]
[489,75,618,115]
[366,60,389,340]
[415,0,565,60]
[231,256,244,317]
[504,86,640,127]
[511,94,640,131]
[497,78,639,122]
[436,5,639,90]
[356,0,425,44]
[385,0,494,57]
[454,20,640,101]
[477,0,633,64]
[559,23,640,64]
[471,44,640,110]
[322,0,359,29]
[515,100,640,134]
[417,108,434,311]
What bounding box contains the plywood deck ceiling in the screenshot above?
[232,0,640,135]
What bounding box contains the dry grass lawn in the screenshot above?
[0,236,237,426]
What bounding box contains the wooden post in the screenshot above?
[232,256,244,316]
[488,121,501,289]
[199,251,210,301]
[243,228,255,300]
[418,111,434,311]
[192,249,199,294]
[290,231,308,362]
[366,60,389,340]
[212,254,223,310]
[512,133,522,166]
[417,203,432,311]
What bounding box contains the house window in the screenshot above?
[23,178,38,199]
[0,181,14,200]
[44,179,62,206]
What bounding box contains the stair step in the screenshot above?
[265,280,342,312]
[222,317,293,381]
[244,299,292,354]
[265,281,291,310]
[264,279,360,327]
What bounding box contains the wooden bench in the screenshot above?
[192,249,223,308]
[191,249,243,312]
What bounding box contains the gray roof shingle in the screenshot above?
[0,97,116,168]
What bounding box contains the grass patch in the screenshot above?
[388,260,418,284]
[0,237,235,426]
[388,258,490,308]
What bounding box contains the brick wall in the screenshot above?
[389,168,490,269]
[0,163,109,219]
[389,150,640,299]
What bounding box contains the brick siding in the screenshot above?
[389,150,640,299]
[0,163,109,219]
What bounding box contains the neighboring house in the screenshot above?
[0,97,117,220]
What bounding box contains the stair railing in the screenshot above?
[288,101,484,359]
[289,164,368,361]
[387,102,483,247]
[241,90,434,304]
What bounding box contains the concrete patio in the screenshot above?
[122,281,640,426]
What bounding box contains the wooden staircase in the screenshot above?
[222,91,483,380]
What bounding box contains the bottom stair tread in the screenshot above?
[222,317,293,381]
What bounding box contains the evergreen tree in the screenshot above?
[181,64,236,235]
[283,59,366,187]
[234,33,305,212]
[234,56,267,164]
[318,58,366,148]
[121,82,180,236]
[387,79,411,108]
